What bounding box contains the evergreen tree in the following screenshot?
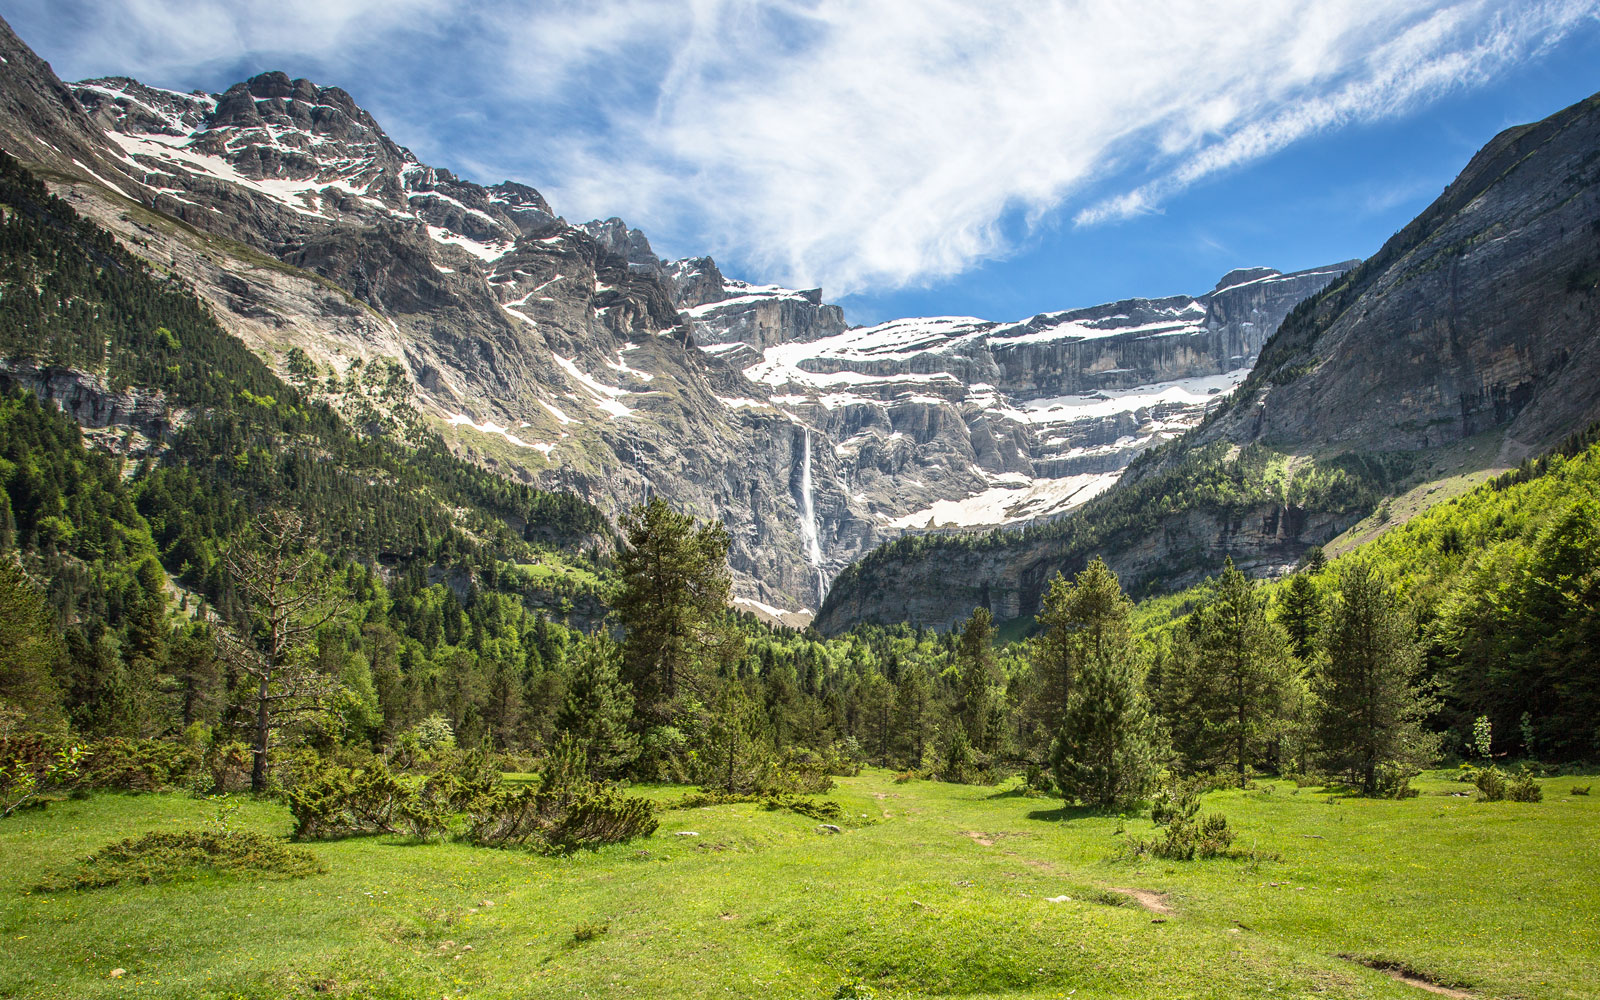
[953,607,1000,752]
[1314,562,1440,793]
[1046,560,1162,809]
[0,555,64,731]
[555,635,640,779]
[614,498,742,725]
[1028,559,1134,745]
[1180,559,1298,785]
[893,662,934,768]
[702,680,771,792]
[1278,571,1323,660]
[857,670,897,765]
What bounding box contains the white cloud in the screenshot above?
[14,0,1599,294]
[480,0,1597,294]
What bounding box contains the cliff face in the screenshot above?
[816,91,1600,635]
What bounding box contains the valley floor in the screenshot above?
[1,770,1595,999]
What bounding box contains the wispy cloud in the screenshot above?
[10,0,1598,294]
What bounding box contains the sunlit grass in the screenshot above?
[1,770,1594,999]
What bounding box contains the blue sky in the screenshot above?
[7,1,1600,325]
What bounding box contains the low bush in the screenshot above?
[1132,782,1240,860]
[1,735,83,817]
[760,794,844,822]
[1373,763,1421,799]
[1572,785,1591,796]
[77,738,202,792]
[663,787,844,823]
[1506,767,1543,803]
[285,764,411,838]
[1475,766,1509,801]
[289,743,657,853]
[572,921,609,943]
[36,830,323,890]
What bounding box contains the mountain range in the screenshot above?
[0,14,1596,633]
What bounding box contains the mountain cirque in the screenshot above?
[0,16,1349,615]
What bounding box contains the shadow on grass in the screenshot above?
[1024,804,1109,822]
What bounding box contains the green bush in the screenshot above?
[36,830,322,890]
[1475,766,1509,802]
[759,794,844,822]
[78,738,202,792]
[1135,783,1238,860]
[285,764,411,838]
[1506,767,1543,803]
[1572,785,1591,796]
[1374,762,1421,799]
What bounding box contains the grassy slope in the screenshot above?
[2,771,1595,999]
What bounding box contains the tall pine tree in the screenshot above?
[1314,562,1440,793]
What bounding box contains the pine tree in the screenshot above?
[1029,559,1133,744]
[1313,562,1440,794]
[1046,560,1162,809]
[953,607,1000,752]
[703,680,771,792]
[1278,571,1323,660]
[1181,559,1298,786]
[893,663,934,769]
[0,555,65,731]
[217,510,348,792]
[614,498,742,725]
[555,635,640,779]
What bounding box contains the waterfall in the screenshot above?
[797,431,826,606]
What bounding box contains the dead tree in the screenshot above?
[218,510,346,792]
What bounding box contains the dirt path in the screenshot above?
[1107,887,1172,915]
[1344,958,1472,998]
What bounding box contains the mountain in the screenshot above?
[0,16,1346,618]
[817,90,1600,634]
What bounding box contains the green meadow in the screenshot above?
[3,769,1595,1000]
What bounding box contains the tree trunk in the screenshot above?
[251,671,270,793]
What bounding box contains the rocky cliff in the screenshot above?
[816,91,1600,634]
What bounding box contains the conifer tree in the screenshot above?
[953,607,1000,752]
[615,498,742,725]
[555,635,640,779]
[1314,562,1440,793]
[1181,559,1298,785]
[1278,572,1323,661]
[1046,560,1162,809]
[893,662,934,768]
[0,555,64,731]
[217,511,348,792]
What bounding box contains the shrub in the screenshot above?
[78,738,202,792]
[286,764,411,839]
[1,736,83,817]
[572,921,609,943]
[204,741,251,793]
[759,794,843,822]
[1506,766,1543,803]
[1572,785,1591,796]
[1373,762,1421,799]
[1134,782,1238,860]
[1475,766,1509,802]
[36,830,322,890]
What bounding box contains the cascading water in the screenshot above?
[796,431,827,607]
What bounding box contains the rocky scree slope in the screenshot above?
[0,16,1343,615]
[815,89,1600,634]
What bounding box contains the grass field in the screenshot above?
[1,770,1595,999]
